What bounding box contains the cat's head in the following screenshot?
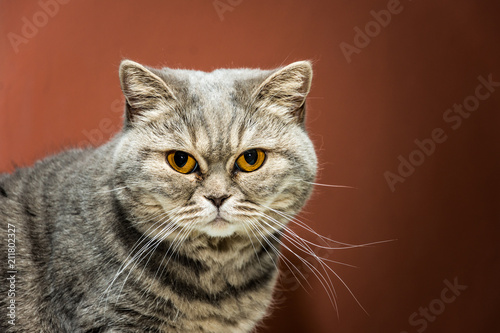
[111,60,317,239]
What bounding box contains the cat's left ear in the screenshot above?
[253,61,313,124]
[119,59,177,127]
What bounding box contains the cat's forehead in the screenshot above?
[156,68,276,162]
[157,67,271,98]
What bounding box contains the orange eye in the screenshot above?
[167,151,198,174]
[235,149,266,172]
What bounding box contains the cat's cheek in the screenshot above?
[235,166,289,199]
[149,193,180,212]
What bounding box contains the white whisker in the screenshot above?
[100,208,180,306]
[256,212,338,308]
[265,205,395,249]
[248,219,310,291]
[300,180,357,189]
[252,202,393,315]
[240,219,263,269]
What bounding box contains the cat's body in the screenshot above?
[0,60,316,332]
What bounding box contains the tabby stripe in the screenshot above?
[156,263,275,304]
[0,185,7,197]
[114,307,164,324]
[84,327,107,333]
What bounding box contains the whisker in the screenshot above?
[265,201,393,315]
[154,215,197,279]
[137,217,181,282]
[244,219,283,273]
[260,214,356,269]
[96,186,130,194]
[95,181,148,194]
[265,205,395,249]
[114,215,177,302]
[142,216,187,297]
[240,219,263,269]
[255,214,339,311]
[254,205,388,315]
[248,219,310,291]
[100,209,180,305]
[300,179,357,189]
[259,212,372,316]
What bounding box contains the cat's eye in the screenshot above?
[167,151,198,174]
[235,149,266,172]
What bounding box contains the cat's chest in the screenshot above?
[98,270,278,333]
[92,238,280,333]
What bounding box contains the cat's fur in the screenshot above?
[0,60,317,332]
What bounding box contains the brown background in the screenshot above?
[1,0,499,332]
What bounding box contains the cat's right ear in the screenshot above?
[119,60,177,127]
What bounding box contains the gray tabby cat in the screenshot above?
[0,59,317,332]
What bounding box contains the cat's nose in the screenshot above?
[205,195,230,208]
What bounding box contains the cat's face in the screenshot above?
[111,60,317,239]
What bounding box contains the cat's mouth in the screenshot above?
[200,216,238,238]
[209,216,230,226]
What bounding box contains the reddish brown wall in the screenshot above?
[1,1,499,332]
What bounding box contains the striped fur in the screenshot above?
[0,60,317,332]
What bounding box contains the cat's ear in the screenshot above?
[119,59,177,126]
[253,61,313,124]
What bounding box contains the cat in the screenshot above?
[0,59,317,332]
